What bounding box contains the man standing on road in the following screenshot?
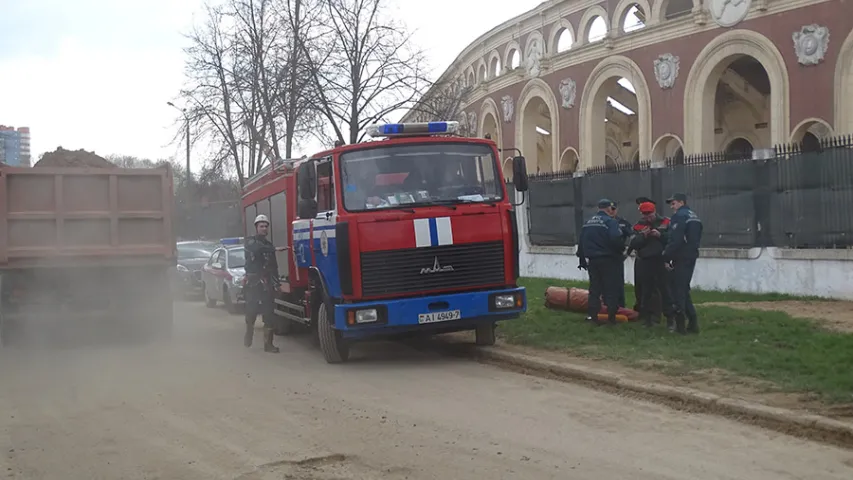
[577,199,625,325]
[244,214,288,352]
[629,200,674,327]
[663,193,703,334]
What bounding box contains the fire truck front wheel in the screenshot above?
[317,302,349,364]
[475,322,497,346]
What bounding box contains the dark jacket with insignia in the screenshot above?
[577,211,625,260]
[244,235,279,287]
[663,206,703,260]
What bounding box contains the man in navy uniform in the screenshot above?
[663,193,703,334]
[577,199,626,325]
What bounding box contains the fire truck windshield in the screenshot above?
[339,143,503,212]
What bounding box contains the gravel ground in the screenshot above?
[1,301,851,479]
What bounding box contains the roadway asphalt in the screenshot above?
[1,300,851,479]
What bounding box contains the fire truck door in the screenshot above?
[269,192,289,278]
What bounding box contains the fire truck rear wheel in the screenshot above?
[475,322,497,346]
[317,302,349,363]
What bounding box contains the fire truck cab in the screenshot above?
[241,121,530,363]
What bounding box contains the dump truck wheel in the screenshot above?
[317,302,349,364]
[0,313,8,347]
[475,322,496,346]
[147,290,174,342]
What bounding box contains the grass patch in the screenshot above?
[520,277,828,305]
[500,277,853,403]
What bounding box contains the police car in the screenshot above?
[201,237,246,314]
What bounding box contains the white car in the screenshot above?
[201,245,246,313]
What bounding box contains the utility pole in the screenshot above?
[167,101,191,186]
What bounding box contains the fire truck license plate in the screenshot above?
[418,310,461,324]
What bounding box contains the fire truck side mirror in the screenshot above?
[298,162,316,200]
[512,156,528,192]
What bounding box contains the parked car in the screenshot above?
[171,241,218,298]
[201,244,246,313]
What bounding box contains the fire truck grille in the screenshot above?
[360,241,506,297]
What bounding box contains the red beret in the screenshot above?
[638,202,656,214]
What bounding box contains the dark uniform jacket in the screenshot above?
[244,235,279,287]
[577,211,625,261]
[629,215,671,258]
[663,206,703,260]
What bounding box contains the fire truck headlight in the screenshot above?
[354,309,378,324]
[494,294,518,309]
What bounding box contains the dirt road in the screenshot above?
[1,302,852,480]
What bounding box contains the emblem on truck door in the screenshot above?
[420,257,454,274]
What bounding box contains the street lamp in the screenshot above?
[167,101,191,186]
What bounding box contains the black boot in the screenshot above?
[263,327,280,353]
[641,314,654,328]
[244,318,255,347]
[686,315,699,334]
[673,313,687,335]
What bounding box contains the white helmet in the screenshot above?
[254,214,270,226]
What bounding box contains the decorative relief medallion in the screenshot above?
[709,0,751,28]
[654,53,680,89]
[524,36,544,77]
[793,24,830,66]
[501,95,514,123]
[559,78,576,109]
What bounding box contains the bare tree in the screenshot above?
[304,0,430,144]
[277,0,326,157]
[179,0,325,185]
[177,0,428,182]
[407,76,470,124]
[180,3,245,184]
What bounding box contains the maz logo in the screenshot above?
[420,257,454,275]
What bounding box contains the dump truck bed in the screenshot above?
[0,165,175,269]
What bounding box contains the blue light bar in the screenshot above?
[367,121,459,138]
[220,237,244,245]
[428,122,449,133]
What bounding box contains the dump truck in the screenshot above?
[0,151,175,345]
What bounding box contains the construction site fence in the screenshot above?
[513,134,853,250]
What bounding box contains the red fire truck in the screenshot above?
[240,121,530,363]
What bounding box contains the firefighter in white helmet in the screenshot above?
[243,214,287,352]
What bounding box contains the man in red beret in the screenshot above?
[628,199,674,328]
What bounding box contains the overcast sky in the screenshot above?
[0,0,542,170]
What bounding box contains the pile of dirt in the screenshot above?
[34,147,114,168]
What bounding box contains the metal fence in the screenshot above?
[522,134,853,249]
